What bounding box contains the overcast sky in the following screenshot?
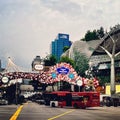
[0,0,120,70]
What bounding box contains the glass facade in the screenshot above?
[51,33,72,60]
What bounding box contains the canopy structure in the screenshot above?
[62,25,120,67]
[92,25,120,56]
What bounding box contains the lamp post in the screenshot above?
[15,78,18,105]
[76,79,83,92]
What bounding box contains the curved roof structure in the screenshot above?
[92,25,120,56]
[62,24,120,62]
[62,39,102,59]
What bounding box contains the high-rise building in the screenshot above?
[51,33,72,60]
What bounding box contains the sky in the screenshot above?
[0,0,120,70]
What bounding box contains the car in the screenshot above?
[35,99,45,104]
[0,98,8,105]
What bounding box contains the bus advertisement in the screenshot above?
[43,91,100,109]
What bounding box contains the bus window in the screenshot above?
[51,94,57,101]
[57,96,66,101]
[84,96,89,100]
[92,94,99,99]
[83,96,89,104]
[72,96,84,101]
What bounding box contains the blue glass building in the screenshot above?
[51,33,72,60]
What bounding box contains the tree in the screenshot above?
[44,55,57,66]
[73,50,89,76]
[82,27,105,41]
[59,56,75,67]
[97,27,105,38]
[84,30,92,41]
[63,46,70,52]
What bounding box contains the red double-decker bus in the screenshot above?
[43,91,100,109]
[71,92,100,108]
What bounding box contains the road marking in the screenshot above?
[48,109,75,120]
[9,105,23,120]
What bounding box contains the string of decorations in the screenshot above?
[0,62,99,88]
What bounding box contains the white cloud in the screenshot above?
[0,0,120,70]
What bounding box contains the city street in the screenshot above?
[0,1,120,120]
[0,101,120,120]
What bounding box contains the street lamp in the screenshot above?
[15,79,18,105]
[76,79,83,92]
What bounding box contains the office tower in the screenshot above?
[51,33,72,60]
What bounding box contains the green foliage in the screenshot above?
[59,56,75,67]
[63,46,70,52]
[97,27,105,38]
[44,54,57,66]
[73,51,89,76]
[97,76,110,86]
[84,30,98,41]
[82,27,105,41]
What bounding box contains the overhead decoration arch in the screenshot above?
[44,62,81,84]
[0,61,99,88]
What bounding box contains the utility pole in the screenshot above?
[16,79,18,105]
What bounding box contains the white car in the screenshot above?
[0,98,8,105]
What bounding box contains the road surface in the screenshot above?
[0,101,120,120]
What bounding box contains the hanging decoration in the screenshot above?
[0,62,99,88]
[44,62,81,84]
[82,77,99,88]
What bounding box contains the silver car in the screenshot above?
[0,98,8,105]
